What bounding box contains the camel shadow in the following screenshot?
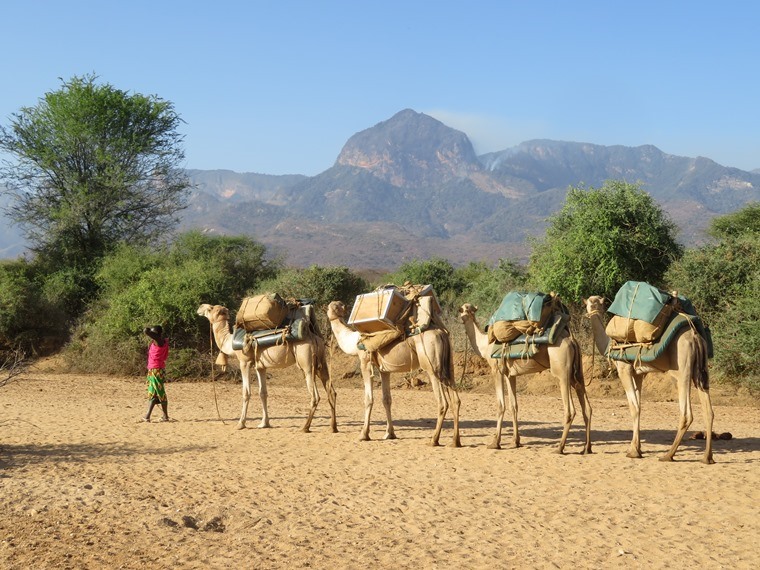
[0,442,215,474]
[392,417,544,431]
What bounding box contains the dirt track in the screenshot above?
[1,356,759,569]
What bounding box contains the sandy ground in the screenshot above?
[1,352,759,570]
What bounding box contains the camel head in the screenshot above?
[458,303,478,324]
[197,303,230,324]
[584,296,607,317]
[327,300,348,321]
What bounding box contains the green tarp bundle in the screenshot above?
[606,281,713,359]
[487,291,553,327]
[608,281,672,323]
[605,313,710,362]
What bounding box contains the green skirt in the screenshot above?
[146,368,167,402]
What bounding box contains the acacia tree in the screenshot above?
[0,74,189,270]
[528,180,683,301]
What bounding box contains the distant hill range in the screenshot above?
[4,109,760,267]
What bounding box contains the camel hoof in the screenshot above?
[359,434,371,442]
[235,423,246,430]
[511,441,521,449]
[258,423,271,429]
[581,447,593,455]
[658,455,674,462]
[555,448,565,455]
[331,427,339,434]
[383,433,397,441]
[429,441,441,447]
[448,439,462,448]
[703,455,716,465]
[301,427,311,433]
[487,442,501,450]
[626,451,643,459]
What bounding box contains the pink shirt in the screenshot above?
[147,340,169,370]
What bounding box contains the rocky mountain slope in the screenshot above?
[3,109,758,267]
[182,109,760,267]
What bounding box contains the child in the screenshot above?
[143,325,170,422]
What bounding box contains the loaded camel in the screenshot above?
[458,303,592,454]
[585,296,714,463]
[326,300,461,447]
[197,303,337,433]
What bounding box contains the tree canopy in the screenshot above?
[528,180,683,301]
[0,74,189,268]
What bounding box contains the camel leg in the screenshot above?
[556,371,576,455]
[505,374,520,448]
[447,386,462,448]
[318,364,338,433]
[428,377,448,447]
[380,372,397,440]
[488,370,507,450]
[697,388,715,464]
[255,367,271,428]
[300,367,320,433]
[237,360,253,429]
[618,365,643,458]
[358,360,374,441]
[574,382,593,454]
[660,374,694,462]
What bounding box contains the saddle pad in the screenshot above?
[604,313,712,362]
[490,311,570,359]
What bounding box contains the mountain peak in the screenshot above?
[335,108,481,187]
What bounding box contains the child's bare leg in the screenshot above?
[160,401,169,421]
[144,399,157,421]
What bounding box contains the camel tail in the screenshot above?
[440,330,456,388]
[692,333,710,391]
[570,338,585,388]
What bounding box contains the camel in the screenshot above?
[585,296,714,464]
[196,303,337,433]
[326,300,461,447]
[458,303,592,454]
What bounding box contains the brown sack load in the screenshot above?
[488,319,542,344]
[606,304,674,343]
[236,293,288,332]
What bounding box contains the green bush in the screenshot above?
[384,257,466,310]
[64,232,280,374]
[255,265,368,307]
[454,259,527,317]
[529,181,682,302]
[666,204,760,387]
[0,259,68,352]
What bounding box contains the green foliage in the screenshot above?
[454,259,528,316]
[710,292,760,388]
[528,180,683,302]
[0,259,69,351]
[256,265,369,307]
[667,204,760,385]
[65,232,279,375]
[385,257,467,308]
[666,236,760,316]
[0,74,189,306]
[708,202,760,239]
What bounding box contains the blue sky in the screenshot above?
[2,0,758,175]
